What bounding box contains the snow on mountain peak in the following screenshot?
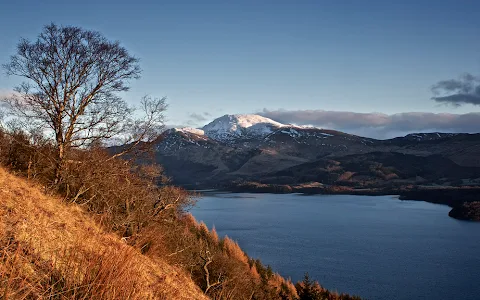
[174,127,205,136]
[202,114,285,141]
[168,114,327,144]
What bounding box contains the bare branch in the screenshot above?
[200,249,224,293]
[1,24,165,182]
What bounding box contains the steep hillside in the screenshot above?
[0,167,208,300]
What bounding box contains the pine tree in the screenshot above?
[297,273,321,300]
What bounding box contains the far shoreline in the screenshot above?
[192,185,480,222]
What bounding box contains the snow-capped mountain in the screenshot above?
[201,114,285,142]
[146,113,480,188]
[172,114,346,143]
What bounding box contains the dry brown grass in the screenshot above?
[0,167,208,300]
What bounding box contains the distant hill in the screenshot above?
[149,114,480,189]
[261,152,480,187]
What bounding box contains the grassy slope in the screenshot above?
[0,167,208,300]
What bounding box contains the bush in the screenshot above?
[0,129,194,238]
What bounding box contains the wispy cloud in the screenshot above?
[183,112,213,127]
[432,73,480,106]
[188,112,208,123]
[260,109,480,139]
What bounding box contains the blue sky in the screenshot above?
[1,0,479,137]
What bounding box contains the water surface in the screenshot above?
[191,193,480,300]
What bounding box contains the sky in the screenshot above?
[1,0,479,138]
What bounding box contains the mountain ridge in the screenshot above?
[152,114,480,189]
[173,114,474,143]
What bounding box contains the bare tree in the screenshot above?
[2,23,166,182]
[200,249,224,294]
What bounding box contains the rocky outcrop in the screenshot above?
[449,201,480,221]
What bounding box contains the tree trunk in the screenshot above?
[54,143,65,184]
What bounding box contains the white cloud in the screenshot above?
[260,109,480,139]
